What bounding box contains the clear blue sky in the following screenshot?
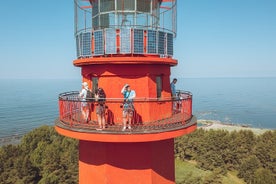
[0,0,275,79]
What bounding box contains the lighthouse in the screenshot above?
[55,0,197,183]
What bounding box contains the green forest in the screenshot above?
[0,126,275,184]
[175,129,276,184]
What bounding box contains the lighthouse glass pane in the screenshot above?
[120,28,131,53]
[108,13,116,28]
[92,1,99,16]
[105,29,116,54]
[100,14,110,29]
[167,33,173,56]
[133,29,144,54]
[147,30,157,54]
[82,32,92,56]
[92,16,99,30]
[118,13,134,27]
[152,2,160,28]
[158,31,165,55]
[137,0,151,13]
[117,0,135,10]
[160,1,173,32]
[136,13,150,28]
[100,0,115,12]
[94,30,104,55]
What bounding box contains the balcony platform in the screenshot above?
[55,91,197,142]
[55,114,196,134]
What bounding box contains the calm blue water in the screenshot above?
[0,78,275,139]
[178,77,276,129]
[0,79,80,139]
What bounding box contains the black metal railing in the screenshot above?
[56,90,195,134]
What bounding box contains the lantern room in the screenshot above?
[74,0,176,58]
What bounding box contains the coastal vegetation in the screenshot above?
[175,128,276,184]
[0,126,78,184]
[0,126,275,183]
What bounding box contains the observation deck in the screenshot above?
[55,90,197,142]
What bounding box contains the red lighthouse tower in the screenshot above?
[55,0,197,183]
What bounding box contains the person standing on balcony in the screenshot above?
[121,84,136,131]
[95,87,106,130]
[79,82,91,123]
[170,78,178,112]
[170,78,178,97]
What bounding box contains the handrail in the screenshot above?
[59,91,192,102]
[56,91,194,134]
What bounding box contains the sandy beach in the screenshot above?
[198,119,272,135]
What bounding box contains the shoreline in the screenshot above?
[0,135,22,147]
[1,121,274,146]
[198,119,273,135]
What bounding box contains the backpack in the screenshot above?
[97,88,106,103]
[86,89,94,101]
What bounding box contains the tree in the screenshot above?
[0,126,78,184]
[238,155,261,183]
[254,131,276,175]
[203,168,223,184]
[252,167,275,184]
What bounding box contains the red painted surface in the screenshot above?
[81,64,171,97]
[73,57,177,66]
[81,64,174,123]
[79,139,175,184]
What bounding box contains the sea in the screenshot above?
[0,78,275,142]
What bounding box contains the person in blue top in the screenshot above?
[170,78,177,97]
[121,84,136,131]
[170,78,178,111]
